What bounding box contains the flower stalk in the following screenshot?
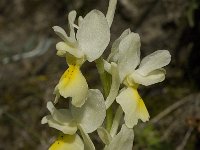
[95,57,113,131]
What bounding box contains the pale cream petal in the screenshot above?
[41,102,77,134]
[57,65,88,107]
[56,49,67,58]
[105,124,134,150]
[46,102,73,124]
[77,10,110,62]
[116,87,138,128]
[49,134,84,150]
[105,63,120,109]
[56,42,84,58]
[118,32,140,82]
[71,89,106,133]
[106,0,117,27]
[103,59,112,74]
[78,16,83,27]
[110,106,123,137]
[129,69,166,86]
[68,10,77,42]
[41,115,77,135]
[107,29,131,62]
[53,85,60,104]
[116,88,150,128]
[138,50,171,76]
[52,26,74,45]
[78,125,95,150]
[97,127,112,145]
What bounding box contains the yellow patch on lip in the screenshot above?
[59,65,79,86]
[132,88,150,122]
[49,134,84,150]
[132,88,141,101]
[49,135,75,150]
[56,64,88,107]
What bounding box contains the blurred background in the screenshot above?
[0,0,200,149]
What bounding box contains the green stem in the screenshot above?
[110,106,123,137]
[95,57,113,131]
[106,107,113,131]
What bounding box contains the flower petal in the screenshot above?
[110,106,123,137]
[129,69,166,86]
[52,26,74,45]
[49,134,84,150]
[118,32,140,82]
[41,102,77,134]
[71,89,106,133]
[68,10,77,42]
[46,101,73,124]
[105,63,120,109]
[56,42,84,58]
[105,124,134,150]
[136,97,150,122]
[53,85,60,103]
[107,29,131,62]
[137,50,171,76]
[42,115,77,135]
[78,125,95,150]
[97,127,112,145]
[103,59,112,74]
[116,87,149,128]
[106,0,117,27]
[77,10,110,62]
[78,16,83,26]
[57,65,88,107]
[116,88,137,128]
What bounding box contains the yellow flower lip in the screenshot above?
[116,87,150,128]
[49,135,75,150]
[49,134,84,150]
[131,88,150,122]
[131,88,141,101]
[59,65,80,86]
[55,64,88,107]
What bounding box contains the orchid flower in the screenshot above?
[97,124,134,150]
[53,9,110,107]
[49,134,84,150]
[104,29,171,128]
[42,89,106,150]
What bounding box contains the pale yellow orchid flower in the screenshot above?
[42,89,106,150]
[53,9,110,107]
[104,30,171,128]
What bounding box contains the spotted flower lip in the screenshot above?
[54,64,88,107]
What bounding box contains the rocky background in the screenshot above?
[0,0,200,149]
